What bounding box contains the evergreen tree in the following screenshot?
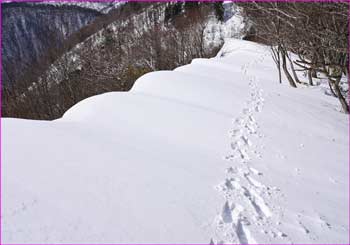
[164,2,182,22]
[214,2,224,22]
[184,1,199,12]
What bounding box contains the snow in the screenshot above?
[204,3,246,47]
[2,39,349,244]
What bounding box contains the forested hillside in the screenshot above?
[2,2,245,120]
[2,2,102,86]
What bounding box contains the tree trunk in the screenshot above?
[311,69,317,78]
[332,77,349,113]
[281,51,297,88]
[278,60,282,84]
[271,45,282,84]
[328,79,337,97]
[286,52,301,84]
[308,70,314,86]
[290,60,301,84]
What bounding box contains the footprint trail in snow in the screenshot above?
[211,54,287,244]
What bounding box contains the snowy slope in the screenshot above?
[2,39,349,244]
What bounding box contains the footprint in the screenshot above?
[245,124,257,134]
[221,201,233,223]
[236,220,257,244]
[235,118,245,126]
[319,215,332,229]
[245,175,265,189]
[224,178,235,190]
[231,204,245,222]
[242,187,272,218]
[298,220,310,234]
[241,135,252,147]
[238,148,250,161]
[243,108,252,115]
[229,129,242,138]
[224,154,235,161]
[249,167,262,176]
[230,142,239,151]
[248,115,256,124]
[226,167,237,174]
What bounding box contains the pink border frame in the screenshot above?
[0,0,349,244]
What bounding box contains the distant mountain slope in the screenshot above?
[1,2,102,86]
[2,2,246,120]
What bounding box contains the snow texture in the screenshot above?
[2,39,349,244]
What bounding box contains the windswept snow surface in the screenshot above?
[2,39,349,244]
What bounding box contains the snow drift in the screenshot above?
[2,39,349,244]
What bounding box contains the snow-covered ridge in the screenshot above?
[3,39,348,244]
